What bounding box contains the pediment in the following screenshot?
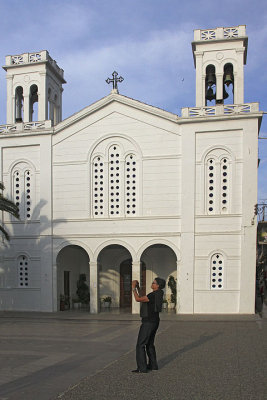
[54,92,178,135]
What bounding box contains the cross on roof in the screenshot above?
[106,71,124,92]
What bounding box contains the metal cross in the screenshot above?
[106,71,124,90]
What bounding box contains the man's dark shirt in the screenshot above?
[140,289,163,322]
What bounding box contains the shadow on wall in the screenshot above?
[0,197,69,311]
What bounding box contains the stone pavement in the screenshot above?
[0,306,266,400]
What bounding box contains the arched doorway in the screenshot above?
[97,244,133,310]
[56,245,90,310]
[140,244,177,306]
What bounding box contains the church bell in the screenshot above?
[206,72,216,87]
[206,86,216,101]
[224,73,234,86]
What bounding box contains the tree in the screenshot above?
[0,182,19,240]
[76,273,90,304]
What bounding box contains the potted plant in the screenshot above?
[76,274,90,308]
[102,296,112,308]
[60,294,65,311]
[162,299,168,309]
[72,297,81,309]
[167,275,177,309]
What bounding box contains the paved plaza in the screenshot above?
[0,306,266,400]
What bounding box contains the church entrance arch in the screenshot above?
[97,244,132,310]
[56,245,90,311]
[140,244,177,304]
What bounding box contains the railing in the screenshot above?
[194,25,246,41]
[181,103,259,118]
[5,51,64,78]
[0,120,52,134]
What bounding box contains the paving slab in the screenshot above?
[0,307,266,400]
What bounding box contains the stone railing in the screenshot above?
[181,103,259,118]
[0,120,52,134]
[194,25,246,41]
[5,51,64,79]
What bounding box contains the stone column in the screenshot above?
[195,51,204,107]
[216,73,223,103]
[6,76,13,123]
[23,95,30,122]
[180,124,195,313]
[132,261,141,314]
[176,260,180,314]
[89,261,99,314]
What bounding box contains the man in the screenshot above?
[132,277,166,373]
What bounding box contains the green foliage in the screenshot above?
[102,296,112,303]
[0,182,19,240]
[76,273,90,304]
[167,275,177,304]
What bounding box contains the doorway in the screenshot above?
[120,260,132,308]
[120,260,146,307]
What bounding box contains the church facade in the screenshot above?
[0,25,262,314]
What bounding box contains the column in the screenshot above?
[195,52,204,107]
[132,261,141,314]
[23,95,30,122]
[6,76,13,123]
[239,119,258,313]
[89,261,99,313]
[176,260,180,314]
[180,125,195,313]
[216,73,223,103]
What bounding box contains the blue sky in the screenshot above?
[0,0,266,200]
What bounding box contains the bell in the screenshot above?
[206,87,216,101]
[206,72,216,86]
[224,73,233,86]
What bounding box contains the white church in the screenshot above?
[0,25,262,314]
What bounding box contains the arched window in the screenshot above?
[17,255,30,287]
[205,150,231,214]
[92,156,105,217]
[125,154,137,215]
[210,253,224,290]
[15,86,24,122]
[12,164,34,220]
[108,145,121,216]
[29,84,38,122]
[220,157,230,213]
[91,140,139,218]
[223,63,234,104]
[205,64,216,106]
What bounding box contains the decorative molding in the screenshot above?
[181,103,259,118]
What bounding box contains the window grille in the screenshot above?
[91,145,138,218]
[18,255,29,287]
[210,253,224,289]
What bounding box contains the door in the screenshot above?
[120,260,132,308]
[64,271,70,310]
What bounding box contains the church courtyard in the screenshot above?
[0,308,266,400]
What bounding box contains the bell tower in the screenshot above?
[192,25,248,107]
[3,50,66,125]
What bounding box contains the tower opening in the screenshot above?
[15,86,23,122]
[223,63,234,104]
[29,84,38,122]
[205,65,216,106]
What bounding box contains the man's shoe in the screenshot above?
[131,369,148,373]
[147,366,158,370]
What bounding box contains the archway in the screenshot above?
[140,244,177,305]
[97,244,132,310]
[56,245,90,310]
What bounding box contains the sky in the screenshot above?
[0,0,266,200]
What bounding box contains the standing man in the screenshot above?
[132,277,166,373]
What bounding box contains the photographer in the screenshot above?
[132,277,166,373]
